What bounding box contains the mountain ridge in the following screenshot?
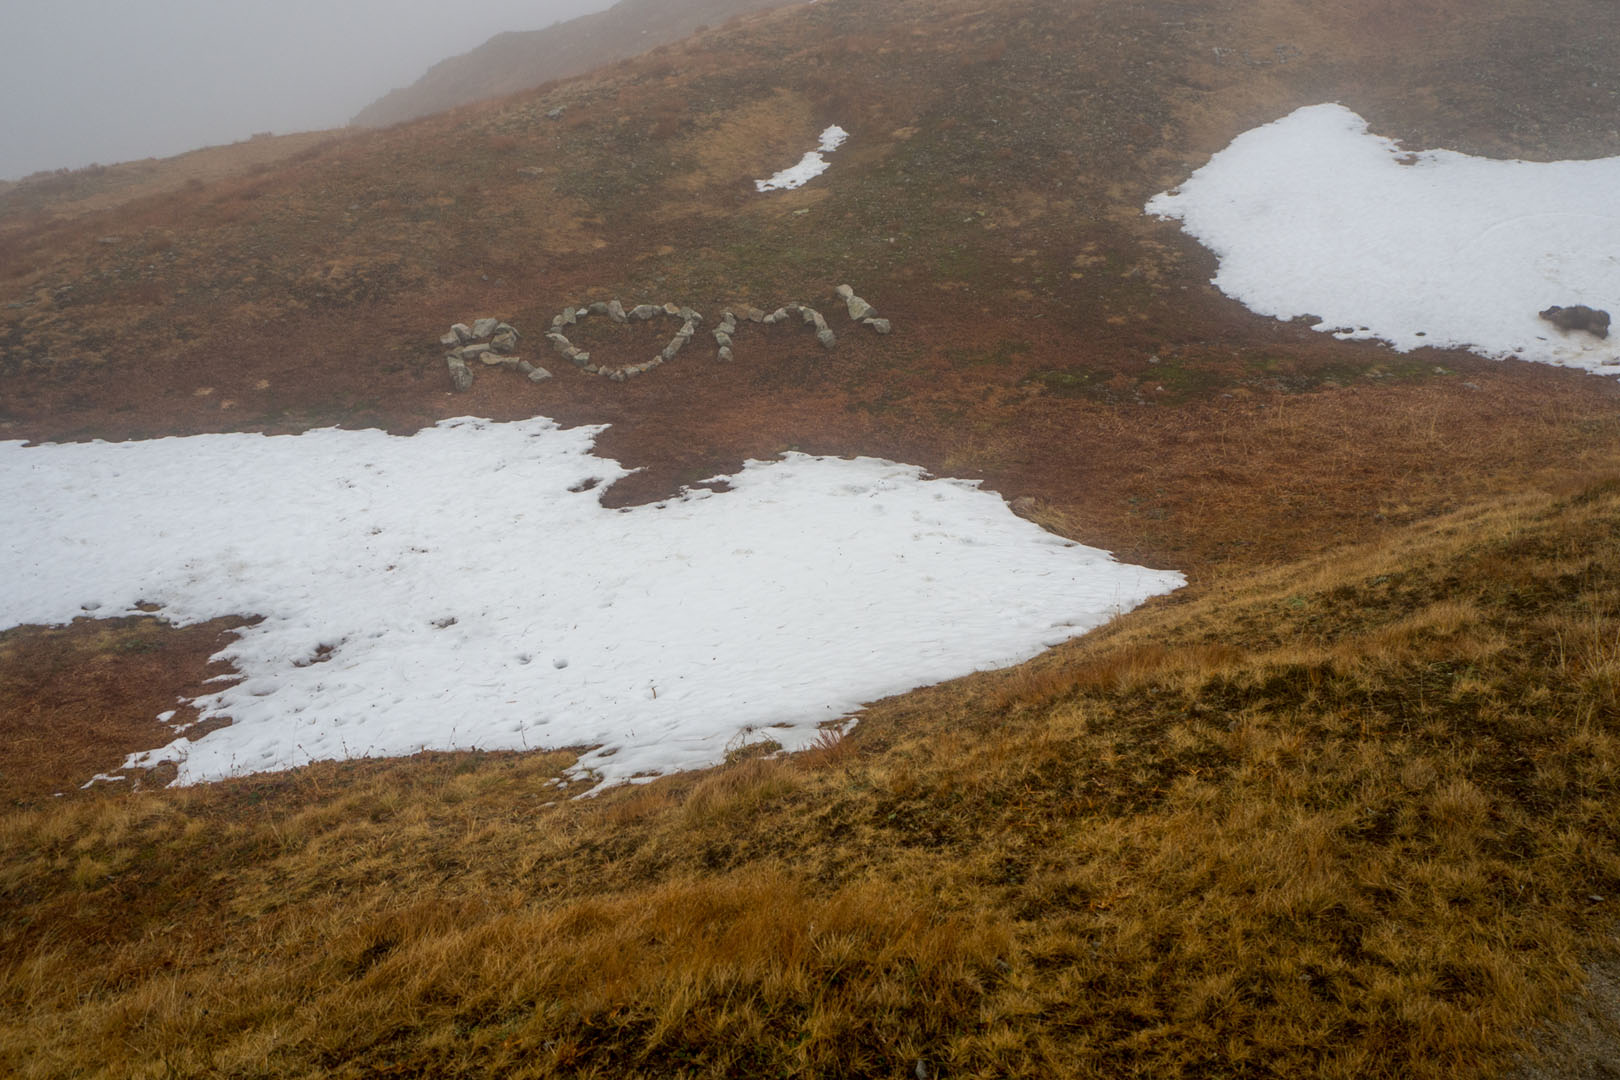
[351,0,796,128]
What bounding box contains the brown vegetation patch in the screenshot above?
[0,616,250,806]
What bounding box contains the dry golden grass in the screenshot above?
[7,479,1620,1077]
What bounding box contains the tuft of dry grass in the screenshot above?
[7,481,1620,1076]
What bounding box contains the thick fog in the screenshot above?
[0,0,611,181]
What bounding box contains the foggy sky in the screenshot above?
[0,0,612,181]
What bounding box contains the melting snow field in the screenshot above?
[1147,103,1620,373]
[756,125,849,192]
[2,417,1183,790]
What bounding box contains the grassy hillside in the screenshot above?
[8,478,1620,1076]
[4,0,1620,1074]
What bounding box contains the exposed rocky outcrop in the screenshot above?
[1540,304,1611,339]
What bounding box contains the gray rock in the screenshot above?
[630,304,660,321]
[547,106,566,120]
[809,310,829,332]
[607,299,628,323]
[440,330,461,347]
[663,302,682,316]
[495,322,521,339]
[743,306,766,323]
[479,352,513,366]
[587,301,610,316]
[675,321,696,341]
[461,343,494,358]
[584,363,600,374]
[491,330,519,354]
[517,166,546,178]
[527,366,553,382]
[714,331,733,348]
[471,317,500,338]
[864,317,892,334]
[801,307,819,326]
[446,355,474,391]
[1009,496,1039,517]
[679,307,702,324]
[1540,304,1611,338]
[570,351,591,367]
[835,284,855,300]
[764,308,788,324]
[661,338,686,361]
[846,296,875,320]
[450,323,475,344]
[717,346,734,362]
[517,360,537,376]
[547,333,575,357]
[816,327,837,349]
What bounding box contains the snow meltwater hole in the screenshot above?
[2,417,1183,791]
[1148,103,1620,373]
[756,125,849,192]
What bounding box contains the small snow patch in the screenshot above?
[756,126,850,192]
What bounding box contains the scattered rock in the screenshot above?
[446,355,474,391]
[516,166,545,178]
[439,286,891,390]
[547,107,566,120]
[1540,304,1611,339]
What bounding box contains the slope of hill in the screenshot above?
[4,0,1620,1074]
[351,0,795,128]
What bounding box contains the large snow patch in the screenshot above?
[1147,103,1620,373]
[2,417,1182,789]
